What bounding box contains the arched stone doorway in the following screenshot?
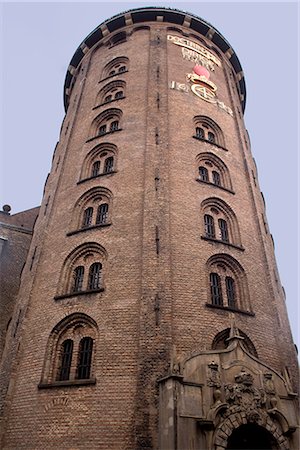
[227,423,279,450]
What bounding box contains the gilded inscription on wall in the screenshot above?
[167,35,221,67]
[168,34,233,117]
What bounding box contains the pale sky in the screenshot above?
[0,1,298,344]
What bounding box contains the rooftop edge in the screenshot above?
[63,6,246,113]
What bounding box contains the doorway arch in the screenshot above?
[226,423,279,449]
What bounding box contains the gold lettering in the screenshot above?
[169,81,189,93]
[181,48,215,71]
[167,35,221,67]
[177,83,189,92]
[191,84,216,103]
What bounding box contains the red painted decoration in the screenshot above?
[193,65,210,79]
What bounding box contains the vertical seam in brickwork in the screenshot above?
[164,26,175,351]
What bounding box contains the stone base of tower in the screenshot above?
[159,333,299,450]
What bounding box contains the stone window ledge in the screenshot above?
[195,179,235,195]
[54,288,104,301]
[193,135,228,152]
[93,96,126,110]
[86,128,122,143]
[201,236,244,251]
[98,69,128,84]
[38,378,96,389]
[206,303,255,316]
[67,223,111,236]
[77,171,117,185]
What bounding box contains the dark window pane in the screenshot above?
[88,262,102,290]
[218,218,229,242]
[210,272,223,306]
[196,127,205,139]
[104,156,114,173]
[204,214,215,238]
[208,131,215,143]
[226,276,235,307]
[109,70,115,76]
[91,161,100,177]
[57,339,73,381]
[82,207,93,228]
[73,266,84,292]
[110,120,119,132]
[104,94,112,103]
[115,91,123,99]
[212,171,221,186]
[99,124,107,135]
[199,166,209,182]
[76,337,93,380]
[96,203,109,225]
[118,66,126,73]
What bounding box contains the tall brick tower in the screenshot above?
[0,7,298,450]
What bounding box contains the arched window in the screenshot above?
[76,337,93,380]
[226,276,235,307]
[196,152,233,192]
[109,31,127,47]
[102,57,129,80]
[95,80,126,107]
[208,131,215,143]
[110,120,119,132]
[212,328,258,357]
[69,187,112,234]
[199,166,209,182]
[99,124,107,135]
[218,218,229,242]
[212,170,221,186]
[80,144,117,182]
[194,116,225,148]
[196,127,204,139]
[57,339,73,381]
[201,198,242,247]
[104,156,114,173]
[39,313,98,387]
[104,94,112,103]
[88,263,102,290]
[73,266,84,292]
[204,214,215,238]
[206,254,251,313]
[115,90,123,99]
[90,108,122,140]
[82,207,93,228]
[91,161,100,177]
[55,243,107,298]
[210,273,223,305]
[96,203,108,225]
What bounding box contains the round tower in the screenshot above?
[1,7,298,450]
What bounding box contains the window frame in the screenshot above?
[204,214,215,239]
[39,313,98,389]
[210,272,223,306]
[199,166,209,182]
[57,339,73,381]
[72,266,85,293]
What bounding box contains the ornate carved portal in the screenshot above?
[159,332,298,450]
[226,423,279,449]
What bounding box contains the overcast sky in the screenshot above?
[0,1,298,343]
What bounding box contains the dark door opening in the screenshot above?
[226,423,279,450]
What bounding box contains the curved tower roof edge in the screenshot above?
[63,6,246,113]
